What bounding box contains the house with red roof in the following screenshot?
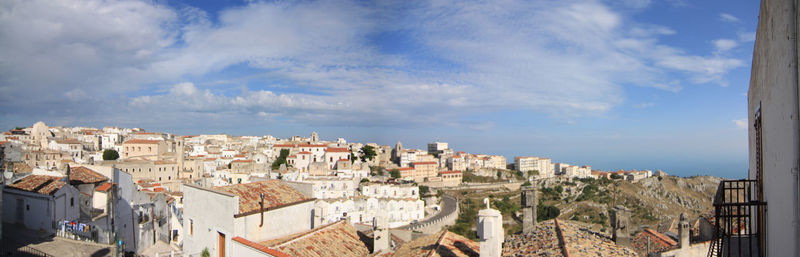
[181,180,316,257]
[2,175,80,233]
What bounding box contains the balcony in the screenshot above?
[708,180,766,257]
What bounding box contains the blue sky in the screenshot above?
[0,0,759,178]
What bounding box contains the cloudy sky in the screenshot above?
[0,0,758,177]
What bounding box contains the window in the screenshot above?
[190,219,193,236]
[70,198,74,207]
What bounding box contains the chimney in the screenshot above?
[259,193,265,227]
[679,213,690,249]
[372,213,390,253]
[611,205,631,246]
[477,198,503,257]
[521,185,537,233]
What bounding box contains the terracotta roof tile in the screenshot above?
[95,182,112,192]
[69,166,108,184]
[393,229,479,257]
[232,237,291,257]
[325,147,349,153]
[259,220,369,257]
[123,139,162,144]
[413,161,437,165]
[214,180,309,214]
[8,175,66,195]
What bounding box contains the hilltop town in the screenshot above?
[0,122,721,257]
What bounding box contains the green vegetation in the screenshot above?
[493,196,520,215]
[419,186,429,197]
[540,185,563,200]
[102,149,119,160]
[390,169,401,178]
[449,198,479,240]
[360,178,369,183]
[537,203,560,222]
[359,145,377,162]
[527,170,539,177]
[201,248,210,257]
[13,127,24,130]
[496,171,502,178]
[271,149,290,170]
[521,181,532,187]
[610,173,624,180]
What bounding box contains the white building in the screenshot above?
[360,183,420,199]
[427,141,449,154]
[315,197,424,227]
[2,175,80,233]
[181,180,315,257]
[514,156,554,178]
[710,1,800,255]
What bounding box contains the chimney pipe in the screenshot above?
[259,193,265,227]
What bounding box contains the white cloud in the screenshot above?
[737,31,756,42]
[733,119,747,129]
[720,13,739,22]
[634,102,656,108]
[0,0,749,128]
[713,39,738,52]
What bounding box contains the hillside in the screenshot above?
[445,175,720,238]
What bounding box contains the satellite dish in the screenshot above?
[4,171,13,180]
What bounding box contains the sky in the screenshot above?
[0,0,760,178]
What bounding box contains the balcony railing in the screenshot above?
[708,180,766,257]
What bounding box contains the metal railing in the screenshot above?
[707,180,766,257]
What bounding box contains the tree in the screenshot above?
[359,145,377,162]
[201,248,210,257]
[496,171,503,178]
[271,149,290,170]
[102,149,119,160]
[537,204,560,222]
[390,169,401,178]
[360,178,369,183]
[419,186,429,197]
[610,173,623,180]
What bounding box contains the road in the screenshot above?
[399,194,458,230]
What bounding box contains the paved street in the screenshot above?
[2,223,112,257]
[399,194,458,230]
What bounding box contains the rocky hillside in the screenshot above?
[444,175,721,238]
[547,175,720,231]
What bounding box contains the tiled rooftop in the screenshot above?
[392,229,479,257]
[214,180,309,214]
[123,139,161,144]
[325,147,349,153]
[258,220,369,257]
[69,166,108,184]
[95,182,112,192]
[632,229,677,255]
[503,220,636,256]
[558,220,638,256]
[8,175,66,195]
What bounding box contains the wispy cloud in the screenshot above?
[634,102,656,108]
[733,118,748,129]
[737,31,756,42]
[720,13,739,22]
[0,0,748,129]
[714,39,739,52]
